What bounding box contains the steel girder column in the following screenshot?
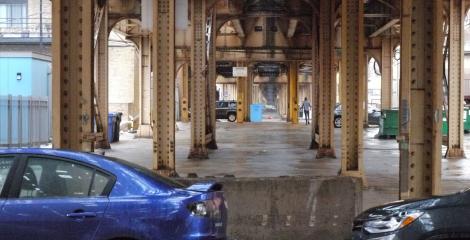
[289,62,299,124]
[245,65,253,121]
[96,4,109,149]
[181,63,190,123]
[207,10,218,149]
[236,64,247,124]
[189,0,209,159]
[52,0,94,151]
[363,55,369,128]
[447,0,465,158]
[381,37,393,110]
[140,36,152,125]
[399,0,443,199]
[317,0,336,158]
[340,0,365,177]
[310,15,320,149]
[152,0,176,174]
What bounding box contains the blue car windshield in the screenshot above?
[103,156,186,188]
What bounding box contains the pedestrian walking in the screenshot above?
[301,97,311,125]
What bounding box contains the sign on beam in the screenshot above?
[233,67,248,77]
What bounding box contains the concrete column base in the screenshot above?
[310,139,319,149]
[447,148,465,159]
[188,148,209,159]
[207,140,218,150]
[316,148,336,159]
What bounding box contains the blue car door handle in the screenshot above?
[66,211,97,218]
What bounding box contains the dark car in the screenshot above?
[334,104,381,128]
[353,191,470,239]
[0,148,227,240]
[216,100,237,122]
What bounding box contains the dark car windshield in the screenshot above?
[102,155,186,188]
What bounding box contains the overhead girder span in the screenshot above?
[399,0,443,199]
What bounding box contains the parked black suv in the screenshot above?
[216,100,237,122]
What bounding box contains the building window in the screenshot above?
[0,4,27,28]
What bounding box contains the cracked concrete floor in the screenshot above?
[104,121,470,210]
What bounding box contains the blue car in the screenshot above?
[0,148,227,240]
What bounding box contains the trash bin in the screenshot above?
[250,104,264,122]
[108,112,122,143]
[108,113,116,143]
[378,109,398,137]
[113,112,122,142]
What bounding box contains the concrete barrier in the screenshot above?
[178,176,362,240]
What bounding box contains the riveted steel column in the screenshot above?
[381,37,393,110]
[289,62,299,124]
[207,10,218,149]
[340,0,365,177]
[399,0,443,199]
[363,55,369,128]
[52,0,94,151]
[310,15,320,149]
[317,0,336,158]
[152,0,176,174]
[246,65,253,121]
[141,36,152,125]
[188,0,209,159]
[447,0,465,158]
[236,64,246,124]
[181,62,190,123]
[96,4,109,148]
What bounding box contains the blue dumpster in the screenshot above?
[250,104,264,122]
[108,113,117,142]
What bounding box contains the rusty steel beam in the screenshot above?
[96,4,110,149]
[340,0,365,177]
[236,63,247,124]
[152,0,176,175]
[399,0,443,199]
[52,0,94,151]
[188,0,209,159]
[140,35,152,125]
[447,0,465,158]
[363,55,369,128]
[381,37,393,110]
[207,9,218,149]
[289,62,299,124]
[310,14,320,150]
[245,66,253,121]
[317,0,336,158]
[181,62,190,123]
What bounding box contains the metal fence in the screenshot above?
[0,18,52,43]
[0,95,51,147]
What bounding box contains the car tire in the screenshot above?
[228,113,236,122]
[334,116,341,128]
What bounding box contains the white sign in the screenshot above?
[232,67,248,77]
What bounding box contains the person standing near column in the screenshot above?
[301,97,311,125]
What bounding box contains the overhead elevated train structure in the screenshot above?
[51,0,469,200]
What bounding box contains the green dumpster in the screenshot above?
[442,111,448,136]
[378,109,399,137]
[465,107,470,133]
